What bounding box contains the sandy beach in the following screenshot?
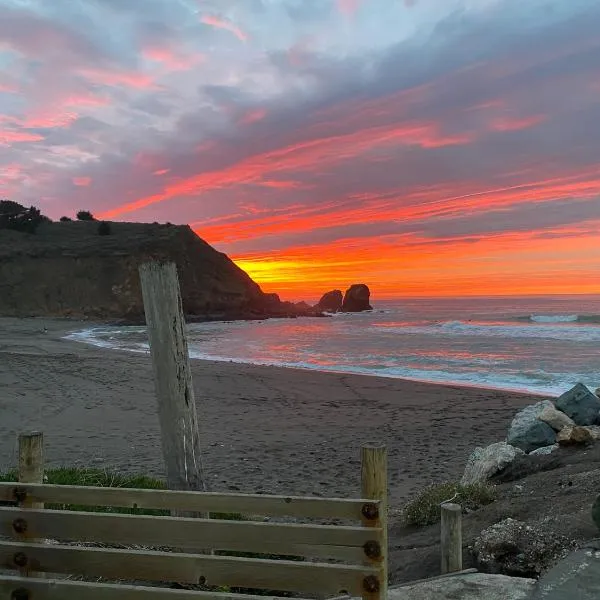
[0,316,543,508]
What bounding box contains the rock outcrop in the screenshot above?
[341,284,372,312]
[507,401,556,453]
[316,290,343,312]
[461,442,524,485]
[0,221,319,322]
[556,383,600,426]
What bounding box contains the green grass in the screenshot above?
[403,481,497,527]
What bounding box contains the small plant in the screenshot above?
[97,221,112,236]
[76,210,95,221]
[403,481,497,527]
[59,216,72,222]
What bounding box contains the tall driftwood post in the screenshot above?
[18,432,44,508]
[361,443,388,600]
[440,502,463,574]
[139,261,206,493]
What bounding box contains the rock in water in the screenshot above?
[556,383,600,426]
[538,405,575,431]
[507,401,556,453]
[473,518,576,578]
[341,284,372,312]
[461,442,524,485]
[316,289,343,312]
[556,425,594,446]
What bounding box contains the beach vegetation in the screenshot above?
[403,481,497,527]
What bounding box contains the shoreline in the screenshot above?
[0,317,544,508]
[66,319,554,397]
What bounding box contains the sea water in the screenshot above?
[67,295,600,396]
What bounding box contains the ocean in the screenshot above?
[67,295,600,396]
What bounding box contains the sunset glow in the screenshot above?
[1,0,599,301]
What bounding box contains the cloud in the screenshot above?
[1,0,600,296]
[200,15,248,42]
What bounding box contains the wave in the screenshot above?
[514,314,600,324]
[530,314,579,323]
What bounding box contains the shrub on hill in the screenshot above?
[0,200,50,233]
[76,210,95,221]
[403,481,497,526]
[97,221,112,236]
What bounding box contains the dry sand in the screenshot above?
[0,317,541,508]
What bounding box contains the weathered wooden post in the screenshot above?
[18,431,44,508]
[361,443,388,600]
[440,502,463,574]
[139,261,206,493]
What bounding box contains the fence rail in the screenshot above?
[0,482,377,520]
[0,434,388,600]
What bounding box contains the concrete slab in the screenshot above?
[533,540,600,599]
[389,572,536,600]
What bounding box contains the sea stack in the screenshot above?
[316,289,343,312]
[342,284,372,312]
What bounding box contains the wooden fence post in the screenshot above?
[440,502,462,574]
[139,262,206,494]
[361,444,388,600]
[18,432,44,508]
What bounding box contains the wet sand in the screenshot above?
[0,317,541,508]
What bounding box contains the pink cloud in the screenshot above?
[0,130,44,145]
[153,169,170,176]
[490,114,546,132]
[337,0,361,16]
[20,111,78,129]
[78,68,156,89]
[239,108,266,125]
[201,15,248,42]
[142,46,205,71]
[72,177,91,187]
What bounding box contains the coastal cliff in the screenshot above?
[0,221,311,322]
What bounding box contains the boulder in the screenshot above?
[556,425,594,446]
[584,426,600,441]
[592,496,600,531]
[490,452,561,484]
[555,383,600,426]
[461,442,525,485]
[316,289,343,312]
[529,444,559,456]
[596,388,600,398]
[341,284,372,312]
[472,517,576,578]
[507,401,557,453]
[537,405,574,432]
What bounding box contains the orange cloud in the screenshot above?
[232,223,600,300]
[201,15,248,42]
[72,177,91,186]
[99,118,476,219]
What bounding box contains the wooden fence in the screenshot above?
[0,434,388,600]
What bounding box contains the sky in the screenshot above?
[1,0,599,301]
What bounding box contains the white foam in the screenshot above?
[530,314,579,323]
